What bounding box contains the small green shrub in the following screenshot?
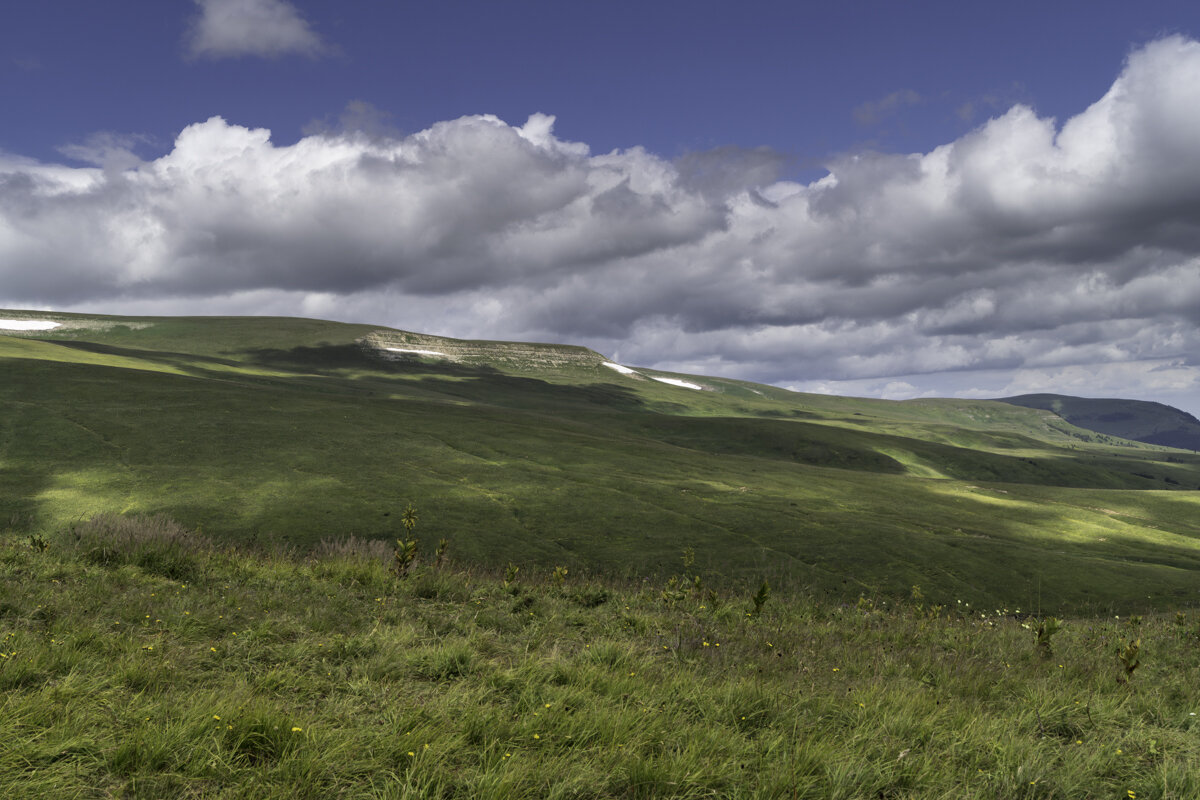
[569,585,610,608]
[1118,638,1141,682]
[705,588,722,611]
[1034,616,1063,657]
[393,537,419,579]
[503,562,520,591]
[660,576,685,607]
[393,502,421,578]
[750,579,771,618]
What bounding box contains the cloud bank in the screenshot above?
[186,0,326,59]
[5,37,1200,410]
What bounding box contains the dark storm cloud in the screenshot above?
[5,38,1200,407]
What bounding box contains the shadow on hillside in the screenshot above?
[37,339,647,413]
[193,466,1200,613]
[616,411,1200,486]
[48,339,402,380]
[9,350,1200,613]
[1024,451,1200,491]
[620,415,907,474]
[0,414,87,542]
[26,341,1200,489]
[749,408,822,420]
[887,482,1200,611]
[45,339,248,373]
[240,343,393,372]
[238,343,651,413]
[0,473,47,539]
[744,476,1200,612]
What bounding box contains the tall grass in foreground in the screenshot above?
[0,516,1198,798]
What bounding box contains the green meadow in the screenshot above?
[3,310,1199,612]
[3,310,1200,796]
[0,522,1197,798]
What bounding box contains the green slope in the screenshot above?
[3,309,1200,612]
[999,393,1200,451]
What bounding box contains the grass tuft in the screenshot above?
[62,512,210,581]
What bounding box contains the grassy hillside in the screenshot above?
[999,394,1200,452]
[1,526,1198,798]
[3,309,1200,612]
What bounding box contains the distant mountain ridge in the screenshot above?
[998,393,1200,451]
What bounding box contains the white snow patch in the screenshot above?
[0,319,60,331]
[650,376,703,390]
[385,347,448,357]
[602,362,639,375]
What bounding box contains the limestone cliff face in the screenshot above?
[362,330,607,371]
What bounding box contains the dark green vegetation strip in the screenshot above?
[1,528,1198,799]
[3,311,1200,611]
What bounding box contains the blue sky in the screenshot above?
[5,1,1200,415]
[6,2,1193,166]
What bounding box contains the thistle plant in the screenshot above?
[1034,616,1063,657]
[434,538,449,569]
[1118,638,1141,682]
[503,562,520,588]
[392,502,421,579]
[681,547,695,569]
[910,584,924,614]
[706,588,722,611]
[552,565,569,588]
[401,503,418,537]
[660,576,685,607]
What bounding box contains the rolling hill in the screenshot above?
[3,309,1200,612]
[999,393,1200,451]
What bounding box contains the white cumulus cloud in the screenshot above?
[6,37,1200,413]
